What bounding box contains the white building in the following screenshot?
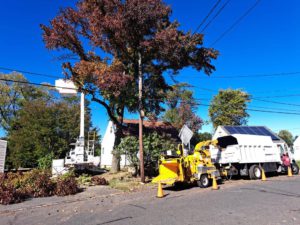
[100,120,177,168]
[100,121,128,168]
[293,136,300,161]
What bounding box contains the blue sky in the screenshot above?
[0,0,300,137]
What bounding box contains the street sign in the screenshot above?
[179,125,194,145]
[0,140,7,173]
[55,79,78,96]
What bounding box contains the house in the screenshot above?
[100,119,178,168]
[293,136,300,161]
[213,125,285,147]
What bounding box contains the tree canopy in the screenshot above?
[0,73,48,131]
[278,130,293,147]
[1,73,97,169]
[41,0,218,172]
[163,84,203,132]
[209,89,251,129]
[117,132,175,176]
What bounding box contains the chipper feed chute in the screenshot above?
[152,159,182,185]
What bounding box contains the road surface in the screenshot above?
[1,175,300,225]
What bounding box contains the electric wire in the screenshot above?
[2,77,300,116]
[192,0,222,35]
[210,0,261,46]
[184,71,300,79]
[200,0,231,33]
[0,66,63,79]
[2,67,300,108]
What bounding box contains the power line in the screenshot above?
[252,98,300,107]
[193,87,300,107]
[3,77,300,116]
[3,69,300,109]
[185,71,300,79]
[200,0,231,33]
[0,66,63,79]
[0,77,78,91]
[198,102,300,115]
[192,0,222,35]
[254,94,300,99]
[210,0,261,46]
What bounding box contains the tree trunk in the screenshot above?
[110,121,123,173]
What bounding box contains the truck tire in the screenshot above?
[197,174,210,188]
[249,165,262,180]
[292,162,299,175]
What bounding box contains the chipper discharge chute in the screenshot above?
[153,141,222,188]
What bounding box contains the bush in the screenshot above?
[38,153,54,170]
[77,174,92,186]
[91,176,108,185]
[55,175,79,196]
[0,174,24,205]
[15,169,55,198]
[28,170,55,197]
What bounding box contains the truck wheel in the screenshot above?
[292,162,299,175]
[197,174,210,188]
[249,165,262,180]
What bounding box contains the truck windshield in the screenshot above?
[278,145,284,155]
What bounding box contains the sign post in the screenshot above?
[0,140,7,173]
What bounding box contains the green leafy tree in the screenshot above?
[0,73,48,131]
[209,89,251,129]
[163,84,203,132]
[117,132,175,176]
[41,0,218,172]
[191,132,212,146]
[278,130,293,147]
[6,94,94,169]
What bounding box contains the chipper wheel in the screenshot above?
[197,174,211,188]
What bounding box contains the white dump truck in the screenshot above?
[292,136,300,161]
[210,134,299,179]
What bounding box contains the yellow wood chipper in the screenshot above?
[152,140,224,188]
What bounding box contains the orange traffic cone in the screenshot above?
[212,176,219,190]
[261,168,267,181]
[288,166,293,177]
[157,182,165,198]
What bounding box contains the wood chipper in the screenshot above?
[152,140,222,188]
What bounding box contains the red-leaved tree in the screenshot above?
[41,0,218,172]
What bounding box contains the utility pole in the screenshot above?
[138,52,145,183]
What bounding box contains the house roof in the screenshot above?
[122,119,179,140]
[222,126,281,141]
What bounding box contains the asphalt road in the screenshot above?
[1,175,300,225]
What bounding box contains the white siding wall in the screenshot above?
[100,121,129,168]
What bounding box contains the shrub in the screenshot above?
[38,153,54,170]
[18,169,55,198]
[30,171,55,197]
[77,174,92,186]
[0,174,24,205]
[91,176,108,185]
[55,175,79,196]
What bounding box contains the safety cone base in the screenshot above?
[261,169,267,181]
[211,177,219,190]
[156,182,165,198]
[288,166,293,177]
